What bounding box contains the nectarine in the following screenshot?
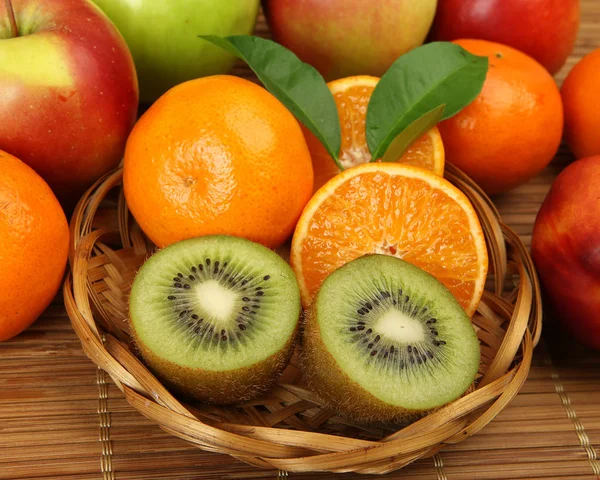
[532,156,600,350]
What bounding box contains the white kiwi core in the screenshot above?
[195,280,237,322]
[375,308,425,343]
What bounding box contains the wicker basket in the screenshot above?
[64,163,542,475]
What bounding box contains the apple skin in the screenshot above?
[91,0,260,103]
[0,0,138,207]
[531,156,600,350]
[263,0,437,81]
[431,0,580,74]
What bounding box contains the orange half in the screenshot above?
[305,75,445,191]
[291,163,488,316]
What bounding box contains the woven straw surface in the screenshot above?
[2,2,600,479]
[63,158,541,475]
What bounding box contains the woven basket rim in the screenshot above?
[64,163,542,475]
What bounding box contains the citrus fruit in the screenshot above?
[291,163,488,316]
[123,75,314,249]
[304,75,445,191]
[561,48,600,159]
[437,40,563,196]
[0,150,69,341]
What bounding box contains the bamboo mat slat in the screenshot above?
[2,2,600,479]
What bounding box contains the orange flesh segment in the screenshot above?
[293,166,487,315]
[310,79,444,191]
[398,130,441,173]
[335,83,443,172]
[336,84,372,168]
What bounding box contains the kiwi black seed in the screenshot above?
[301,254,480,424]
[128,235,301,405]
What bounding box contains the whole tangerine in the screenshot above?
[561,48,600,160]
[438,39,564,196]
[0,150,69,341]
[123,75,314,249]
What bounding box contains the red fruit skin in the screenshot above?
[531,156,600,350]
[431,0,580,74]
[263,0,437,81]
[0,0,139,207]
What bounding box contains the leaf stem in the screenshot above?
[4,0,18,37]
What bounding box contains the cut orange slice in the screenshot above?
[291,163,488,316]
[304,75,445,191]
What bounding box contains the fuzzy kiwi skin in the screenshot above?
[301,306,423,424]
[130,319,298,405]
[302,304,474,424]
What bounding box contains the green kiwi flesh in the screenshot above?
[129,235,301,405]
[302,254,480,423]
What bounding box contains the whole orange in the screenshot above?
[123,75,314,249]
[438,40,563,195]
[0,150,69,341]
[561,48,600,159]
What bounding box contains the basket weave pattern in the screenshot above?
[64,164,542,474]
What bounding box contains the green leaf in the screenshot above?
[380,104,445,163]
[366,42,488,160]
[201,35,341,163]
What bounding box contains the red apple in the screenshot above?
[0,0,138,206]
[531,156,600,350]
[431,0,580,74]
[263,0,437,81]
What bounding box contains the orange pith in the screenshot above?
[305,75,445,191]
[291,163,488,316]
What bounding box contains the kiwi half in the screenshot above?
[129,235,301,405]
[302,254,480,423]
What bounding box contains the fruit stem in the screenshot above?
[4,0,18,37]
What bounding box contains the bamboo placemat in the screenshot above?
[2,2,600,479]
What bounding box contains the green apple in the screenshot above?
[91,0,260,103]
